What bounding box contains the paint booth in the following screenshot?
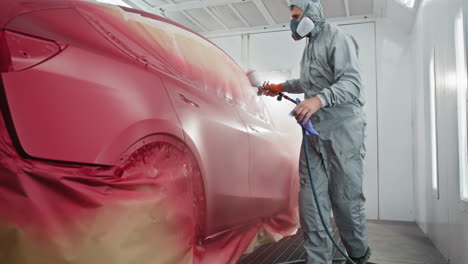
[0,0,467,263]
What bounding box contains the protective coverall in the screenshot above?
[282,0,370,263]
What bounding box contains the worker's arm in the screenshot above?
[318,32,363,107]
[261,79,304,96]
[282,79,305,94]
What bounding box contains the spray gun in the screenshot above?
[247,70,319,136]
[247,70,299,103]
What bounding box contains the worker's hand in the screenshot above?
[260,83,283,97]
[293,97,323,125]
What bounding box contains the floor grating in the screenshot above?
[237,220,346,264]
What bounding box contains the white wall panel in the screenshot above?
[406,0,468,262]
[209,35,243,67]
[247,30,305,73]
[375,20,414,221]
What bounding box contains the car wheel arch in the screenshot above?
[114,132,208,242]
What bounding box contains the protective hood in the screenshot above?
[289,0,325,36]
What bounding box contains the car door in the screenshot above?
[235,88,293,218]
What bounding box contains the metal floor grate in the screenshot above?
[237,221,346,264]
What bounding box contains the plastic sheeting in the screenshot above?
[0,107,298,264]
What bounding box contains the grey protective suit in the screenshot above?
[283,0,369,263]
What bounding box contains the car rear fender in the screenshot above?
[0,7,184,165]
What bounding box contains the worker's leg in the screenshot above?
[325,114,369,259]
[298,136,333,264]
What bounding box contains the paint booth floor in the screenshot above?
[237,220,448,264]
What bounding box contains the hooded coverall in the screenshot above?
[282,0,370,263]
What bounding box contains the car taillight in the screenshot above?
[0,30,63,73]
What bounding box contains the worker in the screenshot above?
[260,0,371,263]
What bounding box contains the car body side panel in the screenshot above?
[236,106,294,216]
[161,76,253,236]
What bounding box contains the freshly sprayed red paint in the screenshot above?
[0,1,300,263]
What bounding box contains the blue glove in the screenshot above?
[289,98,319,136]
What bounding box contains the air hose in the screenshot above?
[276,92,357,264]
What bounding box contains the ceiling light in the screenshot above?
[96,0,131,8]
[398,0,415,8]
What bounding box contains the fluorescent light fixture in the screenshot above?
[455,10,468,202]
[96,0,131,7]
[429,51,439,198]
[397,0,415,8]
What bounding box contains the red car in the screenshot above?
[0,1,299,263]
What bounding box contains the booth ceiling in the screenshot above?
[120,0,378,36]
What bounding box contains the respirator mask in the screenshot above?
[290,5,315,41]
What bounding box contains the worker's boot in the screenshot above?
[346,247,371,264]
